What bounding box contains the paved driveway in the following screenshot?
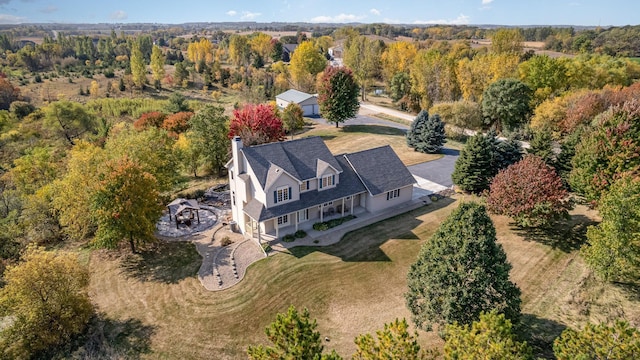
[309,112,458,194]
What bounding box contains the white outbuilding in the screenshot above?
[276,89,319,116]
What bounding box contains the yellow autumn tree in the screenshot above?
[289,40,326,92]
[381,41,417,83]
[0,246,93,358]
[249,32,273,62]
[150,45,166,88]
[187,38,213,72]
[456,53,520,102]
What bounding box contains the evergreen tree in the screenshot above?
[407,110,446,154]
[247,305,341,360]
[528,130,554,165]
[353,318,438,360]
[554,320,640,360]
[495,137,524,172]
[406,202,521,331]
[444,311,532,360]
[451,134,494,193]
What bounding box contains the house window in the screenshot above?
[298,209,309,222]
[300,180,310,192]
[277,215,289,226]
[319,174,335,189]
[274,186,291,204]
[386,189,400,201]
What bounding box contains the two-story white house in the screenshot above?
[226,136,416,241]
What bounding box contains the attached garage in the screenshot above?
[276,89,319,116]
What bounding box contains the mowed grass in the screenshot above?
[301,122,442,166]
[88,197,640,359]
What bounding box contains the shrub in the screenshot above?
[313,222,329,231]
[261,243,272,253]
[294,230,307,238]
[487,155,572,227]
[282,234,296,242]
[312,215,356,231]
[221,236,233,247]
[104,68,115,78]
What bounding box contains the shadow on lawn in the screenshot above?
[288,197,456,262]
[520,313,567,359]
[120,241,201,283]
[342,124,407,136]
[72,314,155,359]
[514,214,598,253]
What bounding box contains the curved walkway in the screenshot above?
[159,209,265,291]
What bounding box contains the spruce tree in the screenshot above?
[452,133,494,193]
[495,137,524,172]
[528,130,554,165]
[405,202,521,331]
[406,110,427,148]
[407,111,446,154]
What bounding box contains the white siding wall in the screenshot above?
[265,172,299,208]
[365,185,414,213]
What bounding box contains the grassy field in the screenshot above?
[300,121,441,166]
[86,194,640,359]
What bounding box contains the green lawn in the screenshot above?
[85,196,639,359]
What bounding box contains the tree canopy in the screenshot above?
[229,103,285,146]
[353,318,438,360]
[0,246,93,359]
[487,155,572,228]
[317,66,360,128]
[406,110,446,154]
[406,202,521,331]
[553,320,640,360]
[581,175,640,282]
[451,133,494,193]
[91,156,163,253]
[444,311,532,360]
[482,78,532,131]
[247,305,341,360]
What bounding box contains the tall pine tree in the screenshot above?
[452,133,494,193]
[406,202,521,331]
[407,110,446,154]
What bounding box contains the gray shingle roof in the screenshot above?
[343,145,416,196]
[276,89,316,104]
[244,155,366,221]
[241,137,343,188]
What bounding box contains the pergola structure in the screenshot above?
[167,198,201,229]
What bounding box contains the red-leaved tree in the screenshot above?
[229,103,285,146]
[162,111,193,137]
[487,155,572,227]
[133,111,166,130]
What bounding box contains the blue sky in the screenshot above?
[1,0,637,26]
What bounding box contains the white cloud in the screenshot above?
[226,10,237,16]
[0,14,25,23]
[240,11,261,20]
[110,10,128,20]
[370,8,380,16]
[310,13,366,23]
[482,0,494,4]
[414,13,470,25]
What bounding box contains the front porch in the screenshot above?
[244,195,367,242]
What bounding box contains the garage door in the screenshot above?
[302,105,314,116]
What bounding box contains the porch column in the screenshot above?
[295,212,299,231]
[275,219,279,239]
[341,198,345,217]
[350,196,354,215]
[320,204,324,222]
[257,220,262,244]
